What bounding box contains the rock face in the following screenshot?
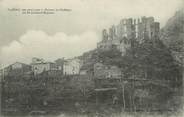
[160,9,184,64]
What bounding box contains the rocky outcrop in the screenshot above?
[160,9,184,65]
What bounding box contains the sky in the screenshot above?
[0,0,183,67]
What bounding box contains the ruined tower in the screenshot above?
[109,25,116,40]
[102,29,108,41]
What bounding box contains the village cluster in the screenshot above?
[0,57,122,79]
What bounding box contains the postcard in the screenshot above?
[0,0,183,117]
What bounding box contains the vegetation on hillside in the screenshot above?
[160,10,184,64]
[91,38,182,87]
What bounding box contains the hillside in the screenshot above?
[160,9,184,64]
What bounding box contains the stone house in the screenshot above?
[31,62,58,75]
[79,63,94,76]
[94,62,122,79]
[1,62,32,77]
[63,58,82,75]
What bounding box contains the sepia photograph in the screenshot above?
[0,0,183,117]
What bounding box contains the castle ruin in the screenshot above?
[97,16,160,55]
